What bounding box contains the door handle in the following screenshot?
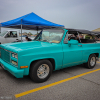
[78,45,82,47]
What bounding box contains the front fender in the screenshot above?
[19,54,63,76]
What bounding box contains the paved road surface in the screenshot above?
[0,61,100,100]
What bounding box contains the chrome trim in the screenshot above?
[90,57,96,66]
[37,64,50,79]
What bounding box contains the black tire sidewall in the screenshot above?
[30,60,53,83]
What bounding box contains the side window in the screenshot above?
[64,32,82,44]
[64,33,76,43]
[6,31,17,38]
[12,31,17,37]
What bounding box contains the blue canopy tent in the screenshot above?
[0,12,64,30]
[0,12,64,40]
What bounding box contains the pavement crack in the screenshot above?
[79,77,100,86]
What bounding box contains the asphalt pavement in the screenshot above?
[0,61,100,100]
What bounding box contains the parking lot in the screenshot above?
[0,60,100,100]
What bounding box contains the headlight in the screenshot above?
[11,52,18,66]
[12,53,18,59]
[15,54,18,59]
[12,53,15,57]
[12,60,18,66]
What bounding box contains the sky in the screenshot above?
[0,0,100,33]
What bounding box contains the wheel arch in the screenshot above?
[89,53,99,58]
[29,58,55,72]
[85,53,99,63]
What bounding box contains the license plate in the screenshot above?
[1,63,4,69]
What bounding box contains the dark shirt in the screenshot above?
[27,38,32,41]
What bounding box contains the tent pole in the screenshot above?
[21,19,22,42]
[21,24,22,42]
[0,27,1,33]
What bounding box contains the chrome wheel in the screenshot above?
[30,60,52,83]
[84,54,96,69]
[37,64,50,79]
[90,57,96,66]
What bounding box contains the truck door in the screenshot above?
[62,34,83,68]
[4,31,18,43]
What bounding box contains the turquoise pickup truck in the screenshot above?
[0,28,100,83]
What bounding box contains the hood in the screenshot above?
[0,41,55,53]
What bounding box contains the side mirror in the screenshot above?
[68,39,78,46]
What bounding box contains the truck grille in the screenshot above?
[1,48,11,63]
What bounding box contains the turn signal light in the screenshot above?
[20,66,28,68]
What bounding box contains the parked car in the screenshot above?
[0,28,100,83]
[0,30,34,44]
[0,30,25,44]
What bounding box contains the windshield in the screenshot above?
[0,31,7,36]
[34,29,64,43]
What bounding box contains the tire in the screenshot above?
[29,60,53,83]
[84,54,96,69]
